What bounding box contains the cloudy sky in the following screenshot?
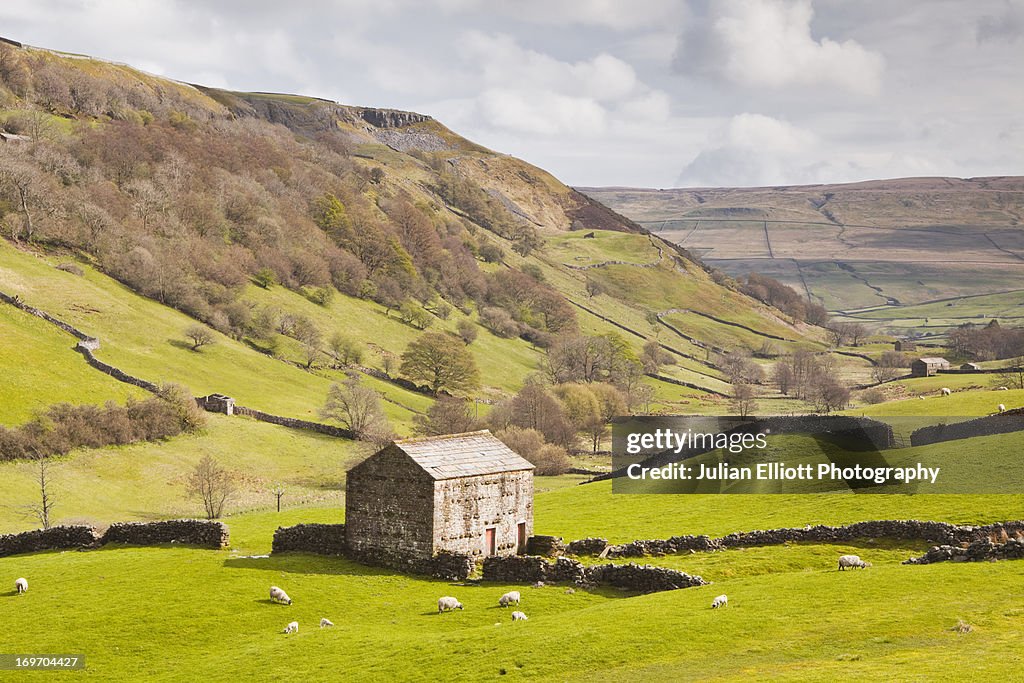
[2,0,1022,187]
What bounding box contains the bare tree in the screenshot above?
[184,324,215,351]
[0,153,47,242]
[996,356,1024,390]
[731,383,759,418]
[25,452,56,529]
[320,372,389,440]
[187,455,236,519]
[871,351,906,384]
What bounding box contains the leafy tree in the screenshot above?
[184,324,215,351]
[414,396,478,436]
[457,319,478,345]
[400,332,480,394]
[327,333,363,367]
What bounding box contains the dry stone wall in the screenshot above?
[272,523,348,555]
[910,409,1024,447]
[100,520,229,548]
[481,555,707,593]
[0,526,98,557]
[904,538,1024,565]
[232,406,355,439]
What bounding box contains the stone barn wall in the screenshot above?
[433,470,533,557]
[345,446,435,560]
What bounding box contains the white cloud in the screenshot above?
[676,0,885,95]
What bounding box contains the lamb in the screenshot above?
[437,596,463,613]
[282,621,298,635]
[14,578,27,594]
[998,404,1006,413]
[711,594,728,609]
[838,554,870,570]
[320,618,334,628]
[498,591,521,607]
[941,388,952,396]
[269,586,292,605]
[511,611,528,622]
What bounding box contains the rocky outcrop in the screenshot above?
[359,108,431,128]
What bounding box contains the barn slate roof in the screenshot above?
[916,357,950,364]
[392,430,535,480]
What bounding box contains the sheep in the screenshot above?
[320,618,334,628]
[919,396,926,400]
[997,386,1009,391]
[998,404,1006,413]
[711,594,728,609]
[511,611,528,622]
[941,388,952,396]
[14,578,27,594]
[269,586,292,605]
[282,621,298,635]
[838,554,870,570]
[438,596,463,613]
[498,591,521,608]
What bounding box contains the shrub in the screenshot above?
[56,262,84,276]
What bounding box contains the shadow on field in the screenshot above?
[223,554,464,584]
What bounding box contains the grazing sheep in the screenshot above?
[998,386,1009,391]
[269,586,292,605]
[14,578,27,594]
[282,621,298,635]
[498,591,521,607]
[531,581,544,589]
[438,596,463,613]
[320,618,334,628]
[919,396,926,400]
[512,611,528,622]
[838,554,869,570]
[998,404,1006,413]
[711,594,728,609]
[941,388,952,396]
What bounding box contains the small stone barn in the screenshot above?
[911,357,951,377]
[345,430,534,561]
[894,339,917,352]
[961,362,982,371]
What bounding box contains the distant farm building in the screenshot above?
[961,362,982,372]
[197,393,235,415]
[911,357,951,377]
[345,431,534,562]
[894,339,917,352]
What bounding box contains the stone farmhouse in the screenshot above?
[345,430,534,562]
[911,357,951,377]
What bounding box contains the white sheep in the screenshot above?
[941,388,952,396]
[838,554,870,570]
[711,594,728,609]
[998,404,1006,413]
[14,578,27,594]
[438,596,463,613]
[919,396,926,400]
[511,611,528,622]
[269,586,292,605]
[320,618,334,628]
[282,621,298,634]
[997,386,1009,391]
[499,590,521,607]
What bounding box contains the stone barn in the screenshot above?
[345,431,534,562]
[894,339,917,352]
[911,357,951,377]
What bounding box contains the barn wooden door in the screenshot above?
[485,527,496,556]
[517,522,527,553]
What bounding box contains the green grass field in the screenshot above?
[3,494,1024,681]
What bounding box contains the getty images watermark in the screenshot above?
[610,414,1024,494]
